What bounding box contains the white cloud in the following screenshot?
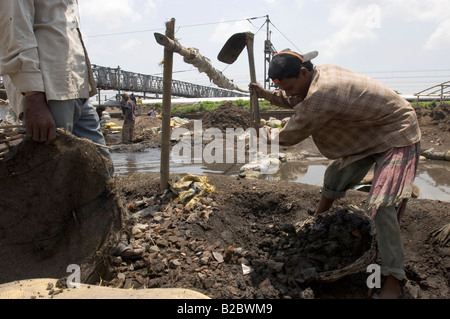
[315,1,379,59]
[424,18,450,50]
[209,20,253,44]
[295,0,306,10]
[79,0,156,31]
[382,0,450,22]
[380,0,450,51]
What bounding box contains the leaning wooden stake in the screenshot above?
[160,18,175,190]
[154,33,248,93]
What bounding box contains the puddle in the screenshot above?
[111,149,450,202]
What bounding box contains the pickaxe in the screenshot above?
[218,32,260,124]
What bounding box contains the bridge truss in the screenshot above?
[91,64,248,99]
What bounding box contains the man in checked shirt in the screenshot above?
[250,49,421,299]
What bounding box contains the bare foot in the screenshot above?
[379,275,402,299]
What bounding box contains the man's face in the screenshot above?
[277,77,303,97]
[275,67,311,99]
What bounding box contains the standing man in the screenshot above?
[250,49,421,299]
[0,0,148,260]
[121,93,136,144]
[0,0,113,175]
[130,93,138,115]
[137,96,143,115]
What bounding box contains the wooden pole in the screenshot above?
[246,32,260,124]
[160,18,175,190]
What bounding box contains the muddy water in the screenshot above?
[111,149,450,202]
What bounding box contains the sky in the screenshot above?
[78,0,450,98]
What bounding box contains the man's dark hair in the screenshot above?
[269,50,317,82]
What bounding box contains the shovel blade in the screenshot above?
[217,32,248,64]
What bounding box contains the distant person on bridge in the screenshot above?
[250,49,421,299]
[0,0,113,175]
[121,93,136,144]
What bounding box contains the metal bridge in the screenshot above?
[91,64,248,99]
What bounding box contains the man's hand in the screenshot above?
[23,92,56,143]
[249,82,266,98]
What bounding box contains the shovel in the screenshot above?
[218,32,260,124]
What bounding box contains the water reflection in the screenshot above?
[111,150,450,202]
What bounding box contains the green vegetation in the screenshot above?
[145,99,276,117]
[144,99,449,117]
[411,101,449,110]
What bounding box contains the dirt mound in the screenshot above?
[105,115,162,150]
[105,173,450,299]
[414,103,450,133]
[134,116,162,140]
[201,101,252,131]
[0,129,125,285]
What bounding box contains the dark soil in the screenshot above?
[99,102,450,299]
[1,102,448,299]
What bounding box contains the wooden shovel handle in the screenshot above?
[245,33,260,124]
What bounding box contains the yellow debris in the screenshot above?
[169,174,216,207]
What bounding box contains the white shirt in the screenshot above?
[0,0,97,115]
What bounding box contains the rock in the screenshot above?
[203,278,215,289]
[301,267,317,281]
[238,170,262,180]
[169,259,182,269]
[282,224,296,234]
[132,223,149,235]
[148,245,160,253]
[132,207,157,219]
[153,215,164,223]
[267,260,284,273]
[212,252,224,263]
[258,278,272,290]
[223,246,233,262]
[300,288,315,299]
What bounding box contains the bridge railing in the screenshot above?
[91,65,247,98]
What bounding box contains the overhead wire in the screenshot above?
[86,17,263,38]
[171,16,268,96]
[86,15,448,94]
[268,21,302,53]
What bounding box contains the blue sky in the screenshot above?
[79,0,450,96]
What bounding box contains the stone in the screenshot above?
[212,252,224,263]
[267,260,284,273]
[169,259,182,269]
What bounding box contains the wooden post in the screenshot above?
[160,18,175,190]
[246,32,260,124]
[117,66,121,100]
